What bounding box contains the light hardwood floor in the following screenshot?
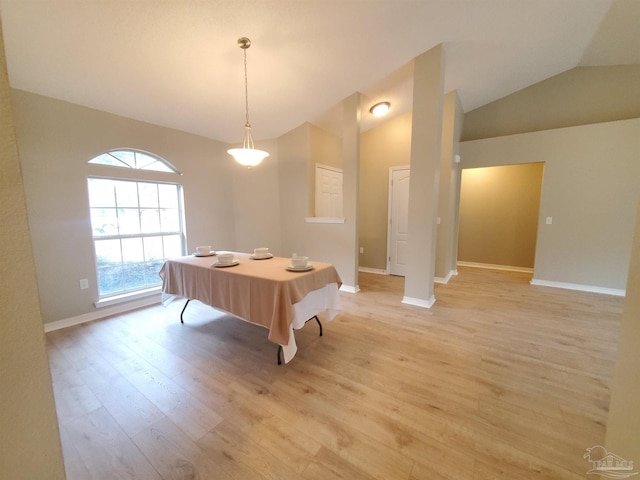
[47,267,624,479]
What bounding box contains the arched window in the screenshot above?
[89,149,179,173]
[87,149,185,301]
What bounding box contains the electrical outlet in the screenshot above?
[359,247,364,254]
[546,217,553,225]
[79,278,89,290]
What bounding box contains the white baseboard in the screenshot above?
[530,279,625,297]
[434,269,457,284]
[340,284,360,294]
[457,261,533,274]
[44,294,162,333]
[402,295,436,308]
[358,267,387,275]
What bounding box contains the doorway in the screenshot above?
[457,163,544,271]
[387,166,410,276]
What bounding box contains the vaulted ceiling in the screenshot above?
[1,0,638,143]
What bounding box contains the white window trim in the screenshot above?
[94,286,162,308]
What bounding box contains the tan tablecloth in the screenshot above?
[158,252,342,346]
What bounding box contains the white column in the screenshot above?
[341,92,361,292]
[403,44,445,307]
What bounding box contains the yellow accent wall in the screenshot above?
[458,163,544,269]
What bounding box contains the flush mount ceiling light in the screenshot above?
[369,101,390,117]
[227,37,269,167]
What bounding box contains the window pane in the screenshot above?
[89,153,128,168]
[160,208,179,232]
[88,178,116,207]
[140,209,161,233]
[121,237,143,263]
[110,150,136,168]
[144,237,165,286]
[144,236,163,261]
[88,149,179,173]
[123,262,146,291]
[144,161,174,173]
[91,208,118,236]
[115,181,139,207]
[89,173,184,299]
[158,184,178,208]
[95,239,124,295]
[98,265,124,295]
[118,208,141,235]
[138,183,158,208]
[164,235,182,258]
[95,238,122,264]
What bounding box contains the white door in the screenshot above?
[315,164,343,217]
[388,167,410,276]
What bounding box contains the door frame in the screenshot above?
[386,165,410,275]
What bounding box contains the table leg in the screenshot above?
[305,315,323,336]
[277,345,283,365]
[180,299,192,324]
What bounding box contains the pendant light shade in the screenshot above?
[227,37,269,167]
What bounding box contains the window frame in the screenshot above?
[88,175,187,301]
[86,149,186,303]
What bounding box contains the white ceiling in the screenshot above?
[1,0,638,143]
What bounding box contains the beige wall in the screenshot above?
[463,66,640,141]
[359,111,413,270]
[0,21,66,479]
[276,99,360,289]
[458,163,544,269]
[309,124,342,216]
[358,90,462,278]
[11,89,243,323]
[461,118,640,290]
[605,200,640,465]
[232,137,283,255]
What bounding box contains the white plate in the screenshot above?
[249,253,273,260]
[212,259,240,268]
[194,251,216,257]
[286,264,314,272]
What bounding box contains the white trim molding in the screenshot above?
[304,217,346,224]
[530,279,625,297]
[358,267,387,275]
[457,261,533,274]
[44,294,162,333]
[434,269,457,284]
[339,284,360,293]
[402,295,436,308]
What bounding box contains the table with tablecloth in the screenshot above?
[159,252,342,363]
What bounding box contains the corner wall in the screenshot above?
[460,118,640,291]
[605,199,640,467]
[11,89,238,324]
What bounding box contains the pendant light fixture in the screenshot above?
[227,37,269,167]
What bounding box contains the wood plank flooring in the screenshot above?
[47,267,624,479]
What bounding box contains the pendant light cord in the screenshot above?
[243,46,250,128]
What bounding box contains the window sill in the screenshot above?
[305,217,346,224]
[94,286,162,309]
